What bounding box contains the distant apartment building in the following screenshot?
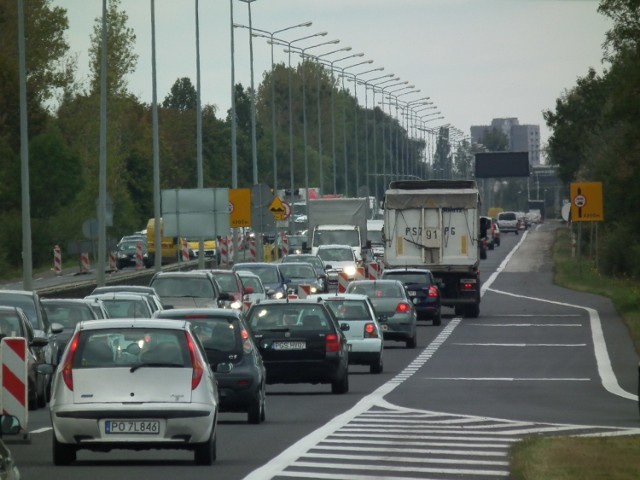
[470,118,541,165]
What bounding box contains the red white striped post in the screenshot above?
[297,284,311,299]
[135,241,144,269]
[281,233,289,257]
[80,252,90,273]
[109,251,117,271]
[368,261,382,280]
[219,237,228,266]
[1,337,28,433]
[338,272,351,293]
[53,245,62,275]
[181,239,189,263]
[249,238,257,262]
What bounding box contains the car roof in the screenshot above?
[236,270,260,278]
[77,318,188,331]
[151,271,213,278]
[85,292,152,301]
[308,293,369,301]
[0,289,36,298]
[92,286,158,294]
[234,262,278,268]
[154,308,241,319]
[317,244,353,250]
[350,279,403,285]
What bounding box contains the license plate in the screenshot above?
[272,341,306,350]
[408,290,416,296]
[105,420,160,435]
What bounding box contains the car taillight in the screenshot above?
[395,302,411,313]
[364,323,377,338]
[62,332,79,391]
[241,329,253,353]
[185,333,204,390]
[325,333,341,353]
[428,286,439,298]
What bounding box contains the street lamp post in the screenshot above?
[314,47,352,193]
[236,21,312,190]
[349,66,384,193]
[335,59,371,196]
[238,0,259,184]
[378,81,408,189]
[389,90,420,180]
[321,53,364,194]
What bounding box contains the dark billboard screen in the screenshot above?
[474,152,530,178]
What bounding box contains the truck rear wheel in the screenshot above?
[465,303,480,318]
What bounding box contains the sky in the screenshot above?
[54,0,612,162]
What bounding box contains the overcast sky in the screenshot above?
[55,0,611,162]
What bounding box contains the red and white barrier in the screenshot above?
[249,238,257,262]
[53,245,62,275]
[242,300,252,313]
[280,233,289,257]
[368,261,382,280]
[135,241,144,269]
[219,237,229,266]
[354,266,366,281]
[227,235,234,261]
[80,252,90,273]
[181,239,189,262]
[338,272,351,293]
[1,337,28,433]
[109,251,117,271]
[297,284,311,299]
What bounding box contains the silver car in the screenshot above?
[49,319,219,465]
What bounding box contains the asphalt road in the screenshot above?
[6,222,640,480]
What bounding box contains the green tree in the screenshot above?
[88,0,137,96]
[163,77,197,111]
[479,127,508,152]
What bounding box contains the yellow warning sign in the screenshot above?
[268,196,290,221]
[570,182,603,222]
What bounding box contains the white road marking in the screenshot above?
[423,377,590,382]
[466,323,582,327]
[30,427,52,434]
[452,342,586,347]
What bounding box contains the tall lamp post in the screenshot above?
[321,53,364,194]
[238,0,259,184]
[314,47,352,193]
[336,59,372,196]
[389,90,420,180]
[349,66,384,193]
[378,81,408,190]
[236,21,312,190]
[294,39,340,200]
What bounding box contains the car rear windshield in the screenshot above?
[74,328,189,368]
[323,300,372,321]
[151,277,215,298]
[499,212,516,221]
[211,273,238,293]
[188,317,243,364]
[248,304,332,332]
[347,282,403,298]
[382,272,430,286]
[278,264,315,279]
[43,303,96,328]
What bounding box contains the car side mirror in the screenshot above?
[325,264,332,270]
[31,336,50,349]
[51,322,64,335]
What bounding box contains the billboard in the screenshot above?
[474,152,530,178]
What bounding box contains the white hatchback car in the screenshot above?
[308,293,384,374]
[49,319,218,465]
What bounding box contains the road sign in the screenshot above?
[229,188,251,228]
[570,182,603,222]
[269,197,291,221]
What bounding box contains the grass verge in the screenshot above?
[509,224,640,479]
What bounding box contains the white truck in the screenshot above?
[383,180,485,318]
[306,198,370,263]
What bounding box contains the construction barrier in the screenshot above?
[79,252,90,273]
[108,251,117,272]
[280,233,289,258]
[53,245,62,275]
[338,272,351,293]
[227,235,234,262]
[181,239,189,263]
[354,266,366,281]
[297,284,311,299]
[242,300,252,313]
[135,241,144,269]
[368,261,382,280]
[219,237,229,266]
[249,238,257,262]
[1,337,28,435]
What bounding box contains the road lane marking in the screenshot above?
[452,342,587,347]
[422,377,590,381]
[466,323,582,326]
[487,287,638,401]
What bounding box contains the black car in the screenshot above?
[277,262,325,296]
[0,306,51,409]
[280,254,329,292]
[245,299,349,394]
[114,239,147,269]
[41,299,99,362]
[232,263,289,299]
[149,271,232,309]
[381,268,442,325]
[154,308,266,424]
[0,290,63,396]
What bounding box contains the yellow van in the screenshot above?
[146,218,185,265]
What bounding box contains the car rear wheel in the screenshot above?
[465,303,480,318]
[370,354,383,374]
[433,310,442,326]
[52,434,76,466]
[194,429,216,465]
[331,370,349,394]
[247,387,265,424]
[406,334,417,349]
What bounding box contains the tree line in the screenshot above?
[544,0,640,278]
[0,0,469,274]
